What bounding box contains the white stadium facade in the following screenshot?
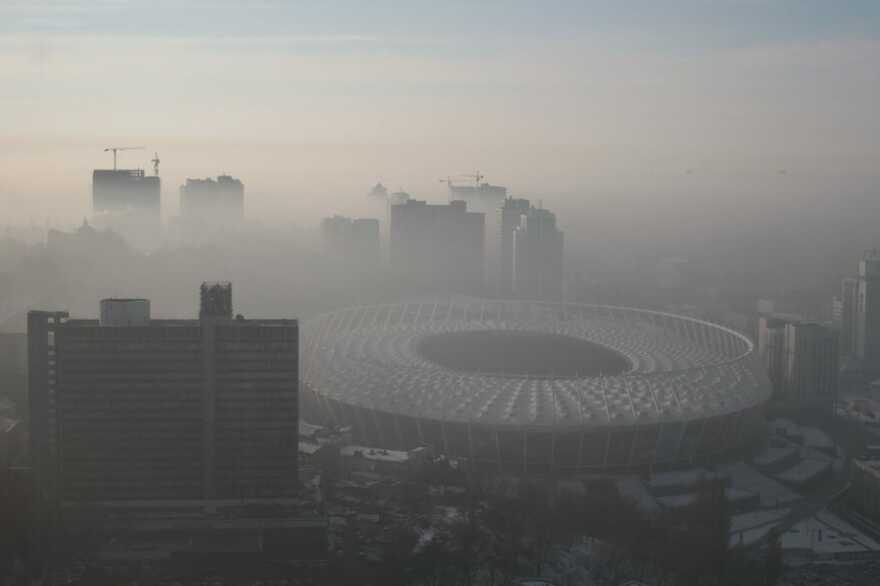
[302,299,772,474]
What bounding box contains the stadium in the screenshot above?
[301,299,772,474]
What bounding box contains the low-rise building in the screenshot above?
[340,445,430,478]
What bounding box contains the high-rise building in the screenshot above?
[389,199,484,295]
[92,169,161,215]
[782,322,839,406]
[320,215,381,263]
[91,168,162,249]
[179,175,245,221]
[513,207,564,301]
[28,284,298,507]
[857,255,880,370]
[758,316,788,396]
[498,197,531,297]
[446,177,507,291]
[841,276,859,356]
[180,175,244,219]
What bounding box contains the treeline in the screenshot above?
[331,476,783,586]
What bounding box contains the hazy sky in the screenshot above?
[1,0,879,223]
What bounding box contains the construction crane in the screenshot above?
[104,146,145,171]
[151,152,160,176]
[459,171,484,186]
[440,171,485,187]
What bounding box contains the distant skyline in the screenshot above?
[1,0,879,223]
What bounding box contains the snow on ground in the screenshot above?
[717,462,801,507]
[783,511,880,556]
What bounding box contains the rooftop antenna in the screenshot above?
[104,146,145,171]
[151,152,160,176]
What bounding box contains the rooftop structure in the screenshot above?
[302,298,771,474]
[99,298,150,326]
[368,182,388,199]
[200,281,233,319]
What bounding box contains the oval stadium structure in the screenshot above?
[302,299,772,474]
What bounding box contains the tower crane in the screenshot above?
[104,146,145,171]
[459,171,484,186]
[440,171,485,187]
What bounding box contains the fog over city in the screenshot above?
[2,2,879,325]
[2,2,880,586]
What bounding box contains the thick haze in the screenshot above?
[1,0,880,326]
[2,1,879,220]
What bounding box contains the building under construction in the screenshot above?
[444,172,507,202]
[92,169,161,215]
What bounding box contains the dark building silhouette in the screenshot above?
[180,175,245,221]
[320,215,380,263]
[513,207,564,301]
[783,322,838,407]
[759,315,838,407]
[857,254,880,370]
[841,276,859,356]
[200,281,233,319]
[758,316,788,397]
[28,284,298,508]
[389,199,484,295]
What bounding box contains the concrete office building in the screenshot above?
[513,207,564,301]
[782,322,839,407]
[28,283,298,507]
[857,255,880,371]
[389,199,484,295]
[180,175,245,221]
